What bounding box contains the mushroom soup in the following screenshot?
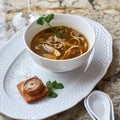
[30,26,89,60]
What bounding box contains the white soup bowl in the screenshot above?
[24,14,95,72]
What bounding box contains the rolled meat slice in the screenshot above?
[17,76,48,103]
[23,76,44,96]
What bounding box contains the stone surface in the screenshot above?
[0,0,120,120]
[92,0,120,11]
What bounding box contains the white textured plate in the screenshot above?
[0,17,112,120]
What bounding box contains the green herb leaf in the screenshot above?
[46,81,53,89]
[53,29,64,37]
[52,81,64,89]
[37,14,54,28]
[47,90,58,98]
[52,81,58,88]
[55,83,64,89]
[57,30,64,34]
[46,80,64,98]
[37,16,45,25]
[44,14,54,23]
[53,33,60,37]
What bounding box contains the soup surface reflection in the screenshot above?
[30,26,89,60]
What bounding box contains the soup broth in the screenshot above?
[30,26,89,60]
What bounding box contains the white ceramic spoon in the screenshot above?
[107,94,115,120]
[86,91,112,120]
[84,98,97,120]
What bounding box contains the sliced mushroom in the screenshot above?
[54,43,63,49]
[53,36,59,42]
[43,44,61,57]
[47,36,64,43]
[54,48,61,57]
[43,44,53,53]
[71,31,81,37]
[46,36,65,50]
[35,45,40,50]
[23,76,44,96]
[47,36,58,43]
[42,54,57,59]
[35,44,42,50]
[54,36,64,43]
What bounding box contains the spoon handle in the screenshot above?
[84,98,97,120]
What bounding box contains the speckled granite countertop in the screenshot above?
[0,0,120,120]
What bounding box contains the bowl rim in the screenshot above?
[24,14,96,62]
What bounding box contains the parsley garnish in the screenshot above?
[46,80,64,98]
[52,80,64,89]
[37,14,65,37]
[37,14,54,27]
[47,90,58,98]
[53,30,65,37]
